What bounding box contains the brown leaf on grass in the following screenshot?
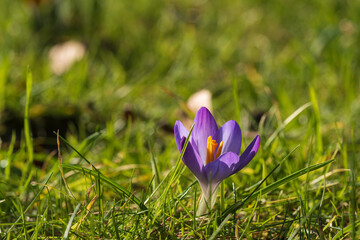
[49,40,86,75]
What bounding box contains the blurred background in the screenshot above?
[0,0,359,161]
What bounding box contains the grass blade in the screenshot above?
[24,67,33,166]
[332,220,360,240]
[309,84,323,153]
[63,203,81,240]
[61,164,147,211]
[251,158,335,201]
[159,125,194,202]
[56,133,100,172]
[222,157,334,220]
[264,102,311,149]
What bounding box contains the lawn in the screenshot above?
[0,0,359,239]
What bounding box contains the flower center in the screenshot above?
[206,136,223,164]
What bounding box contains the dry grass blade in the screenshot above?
[57,130,76,199]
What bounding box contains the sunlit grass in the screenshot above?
[0,0,359,239]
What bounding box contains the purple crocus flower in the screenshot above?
[174,107,260,203]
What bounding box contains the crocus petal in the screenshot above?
[204,152,240,190]
[191,107,218,164]
[235,135,261,172]
[218,120,242,155]
[180,137,207,184]
[174,120,189,152]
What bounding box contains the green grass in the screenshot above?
[1,0,360,238]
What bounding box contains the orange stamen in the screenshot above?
[215,141,223,159]
[206,136,223,164]
[206,136,211,164]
